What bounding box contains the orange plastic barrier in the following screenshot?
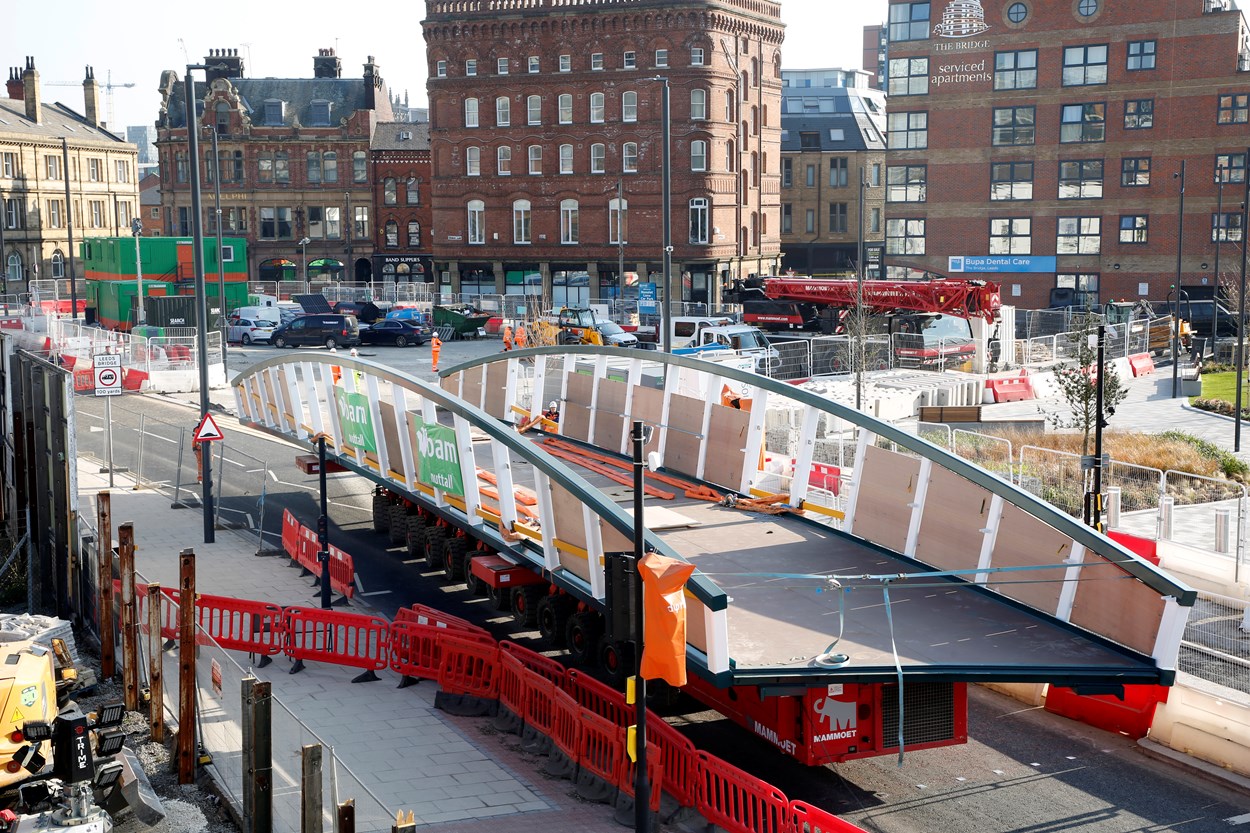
[398,603,489,636]
[283,607,389,681]
[617,734,664,813]
[575,707,624,800]
[549,687,583,763]
[1107,530,1160,566]
[436,633,500,700]
[73,368,94,392]
[327,544,355,599]
[566,668,631,727]
[296,525,320,573]
[522,670,559,739]
[122,368,147,391]
[1128,353,1156,377]
[987,370,1034,403]
[281,509,302,560]
[647,716,698,810]
[1043,684,1170,740]
[497,646,529,722]
[790,801,869,832]
[196,593,284,656]
[501,640,566,686]
[697,750,791,833]
[390,621,494,683]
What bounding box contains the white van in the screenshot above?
[232,305,281,325]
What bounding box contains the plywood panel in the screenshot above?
[1070,568,1164,656]
[567,372,594,408]
[666,428,702,480]
[597,379,627,415]
[484,361,508,419]
[685,594,708,653]
[549,481,591,581]
[851,444,920,553]
[593,410,625,450]
[377,400,405,477]
[702,405,750,489]
[599,517,631,554]
[440,373,460,395]
[461,365,484,408]
[988,505,1071,613]
[561,403,592,442]
[668,394,705,434]
[915,467,994,573]
[630,385,665,456]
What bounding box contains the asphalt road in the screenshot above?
[70,351,1250,832]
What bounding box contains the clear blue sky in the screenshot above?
[7,0,884,132]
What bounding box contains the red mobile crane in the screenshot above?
[730,275,1002,368]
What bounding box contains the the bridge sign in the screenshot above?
[333,388,377,454]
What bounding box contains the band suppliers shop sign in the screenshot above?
[334,388,378,454]
[410,414,464,496]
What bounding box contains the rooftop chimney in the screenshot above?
[83,65,100,127]
[6,67,23,101]
[205,48,244,84]
[313,48,342,79]
[21,56,40,124]
[363,55,380,109]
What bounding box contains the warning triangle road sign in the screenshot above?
[193,413,226,443]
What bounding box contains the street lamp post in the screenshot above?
[184,64,215,544]
[299,237,311,291]
[314,433,332,610]
[60,138,78,320]
[856,166,867,411]
[132,217,144,325]
[617,178,626,300]
[1172,160,1187,399]
[344,192,352,284]
[630,420,649,833]
[645,76,673,353]
[1236,145,1250,451]
[1215,163,1227,346]
[209,126,227,366]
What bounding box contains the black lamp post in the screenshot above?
[1168,284,1189,399]
[630,419,649,833]
[314,432,332,609]
[1236,146,1250,451]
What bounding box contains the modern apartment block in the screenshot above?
[882,0,1250,309]
[779,68,886,277]
[422,0,785,307]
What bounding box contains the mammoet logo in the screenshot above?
[752,720,797,755]
[812,696,858,743]
[933,0,990,38]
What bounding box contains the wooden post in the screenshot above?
[243,678,272,833]
[391,811,416,833]
[336,800,355,833]
[301,744,323,833]
[118,522,139,712]
[147,582,164,743]
[177,548,196,785]
[97,492,114,680]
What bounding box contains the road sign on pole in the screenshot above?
[94,353,122,396]
[193,413,225,443]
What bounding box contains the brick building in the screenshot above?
[370,121,433,282]
[155,49,391,283]
[881,0,1250,309]
[422,0,785,308]
[1,59,140,291]
[779,68,886,276]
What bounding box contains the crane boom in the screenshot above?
[759,277,1002,322]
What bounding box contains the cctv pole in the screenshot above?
[184,66,215,544]
[630,420,649,833]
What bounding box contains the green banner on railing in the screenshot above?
[411,414,463,496]
[334,388,377,454]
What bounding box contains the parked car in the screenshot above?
[227,316,276,345]
[270,314,361,349]
[360,319,430,347]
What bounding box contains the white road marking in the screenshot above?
[360,590,392,597]
[1226,812,1250,825]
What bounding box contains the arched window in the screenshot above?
[590,143,606,174]
[353,151,367,182]
[258,151,273,183]
[467,200,485,244]
[690,89,707,120]
[741,71,749,100]
[408,221,421,246]
[751,151,759,186]
[725,90,735,122]
[274,151,289,183]
[527,95,542,125]
[513,199,532,244]
[385,220,399,247]
[751,106,759,135]
[51,249,64,279]
[751,57,759,87]
[405,177,419,204]
[558,94,573,124]
[495,95,510,127]
[622,91,637,122]
[323,151,337,183]
[751,212,759,247]
[497,145,512,175]
[590,93,605,123]
[726,139,735,171]
[383,177,397,205]
[560,199,579,244]
[466,146,481,176]
[215,102,230,134]
[465,98,479,127]
[690,140,707,172]
[608,198,628,244]
[689,198,709,244]
[559,144,574,174]
[5,252,20,284]
[622,142,638,173]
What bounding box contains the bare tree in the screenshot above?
[1042,315,1128,455]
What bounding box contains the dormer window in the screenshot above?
[399,130,412,141]
[310,100,331,126]
[264,100,285,125]
[215,102,229,133]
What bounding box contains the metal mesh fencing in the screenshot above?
[1017,445,1086,518]
[1180,591,1250,696]
[916,422,952,450]
[953,429,1014,481]
[766,340,812,382]
[1103,461,1164,515]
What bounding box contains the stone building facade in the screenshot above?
[422,0,785,308]
[371,121,433,283]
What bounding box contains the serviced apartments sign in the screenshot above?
[334,388,378,454]
[411,414,464,496]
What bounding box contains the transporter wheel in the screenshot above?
[405,515,428,559]
[444,536,468,582]
[425,526,446,570]
[565,612,603,666]
[388,504,409,545]
[511,585,544,626]
[536,595,574,647]
[599,640,634,688]
[372,491,391,533]
[464,556,484,596]
[485,584,509,610]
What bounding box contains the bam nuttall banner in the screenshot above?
[334,388,378,454]
[410,413,464,496]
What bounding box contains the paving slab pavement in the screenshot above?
[75,456,624,831]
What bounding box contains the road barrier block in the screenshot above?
[520,671,559,755]
[495,646,529,734]
[647,716,699,811]
[615,735,664,820]
[398,603,490,636]
[501,640,566,686]
[543,687,582,779]
[327,544,355,599]
[433,633,500,716]
[790,800,870,832]
[1128,353,1156,377]
[697,750,791,833]
[574,707,623,804]
[197,593,284,656]
[987,370,1034,403]
[566,668,631,727]
[281,509,302,561]
[1043,684,1170,740]
[283,607,389,683]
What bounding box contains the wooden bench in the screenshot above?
[918,406,983,424]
